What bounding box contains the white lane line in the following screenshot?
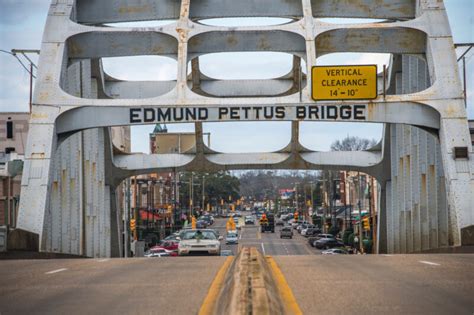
[45,268,68,274]
[384,254,394,257]
[261,243,266,255]
[239,229,243,240]
[419,260,440,266]
[98,259,110,262]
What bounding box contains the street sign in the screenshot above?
[311,65,377,101]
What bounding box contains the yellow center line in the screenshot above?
[198,256,234,315]
[266,256,303,315]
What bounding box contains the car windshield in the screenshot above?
[227,233,237,238]
[181,230,217,240]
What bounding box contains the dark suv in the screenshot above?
[314,238,344,249]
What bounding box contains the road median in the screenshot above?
[199,247,302,315]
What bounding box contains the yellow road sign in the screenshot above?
[311,65,377,101]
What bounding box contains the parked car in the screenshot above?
[308,234,335,247]
[280,226,293,239]
[304,228,321,237]
[178,229,222,256]
[301,224,316,236]
[158,240,179,252]
[321,248,348,255]
[297,223,311,233]
[314,238,344,249]
[225,231,239,244]
[145,246,175,257]
[245,215,255,225]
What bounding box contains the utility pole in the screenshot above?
[202,173,206,213]
[124,178,131,257]
[189,172,194,217]
[357,172,363,253]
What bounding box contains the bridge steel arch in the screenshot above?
[17,0,473,257]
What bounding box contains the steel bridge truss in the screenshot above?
[17,0,473,256]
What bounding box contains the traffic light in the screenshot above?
[231,204,235,212]
[192,216,197,229]
[130,219,136,231]
[294,212,299,220]
[362,217,370,230]
[167,205,173,213]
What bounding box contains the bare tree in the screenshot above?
[330,136,377,151]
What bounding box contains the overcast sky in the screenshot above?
[0,0,472,154]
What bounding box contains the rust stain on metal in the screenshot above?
[118,5,151,14]
[32,113,48,119]
[68,41,83,56]
[226,34,238,47]
[176,27,188,42]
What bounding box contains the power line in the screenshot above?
[0,49,38,78]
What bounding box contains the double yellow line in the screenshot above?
[198,256,233,315]
[198,254,302,315]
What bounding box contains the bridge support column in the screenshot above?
[438,117,474,246]
[17,106,58,251]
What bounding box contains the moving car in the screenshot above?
[225,231,239,244]
[280,226,293,239]
[321,248,348,255]
[245,215,255,225]
[196,220,208,229]
[199,215,214,226]
[178,229,222,256]
[275,218,285,226]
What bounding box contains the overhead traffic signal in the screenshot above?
[192,216,197,229]
[130,219,136,231]
[362,217,370,230]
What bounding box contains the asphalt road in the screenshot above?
[0,257,226,314]
[275,254,474,315]
[1,217,472,314]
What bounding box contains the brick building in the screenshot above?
[0,112,30,227]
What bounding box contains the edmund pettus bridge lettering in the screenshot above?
[129,105,367,123]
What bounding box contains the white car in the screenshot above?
[144,247,173,257]
[321,248,348,255]
[178,229,222,256]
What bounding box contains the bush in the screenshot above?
[342,228,354,245]
[348,233,355,247]
[363,238,373,254]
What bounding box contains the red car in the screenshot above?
[149,245,178,257]
[158,240,179,253]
